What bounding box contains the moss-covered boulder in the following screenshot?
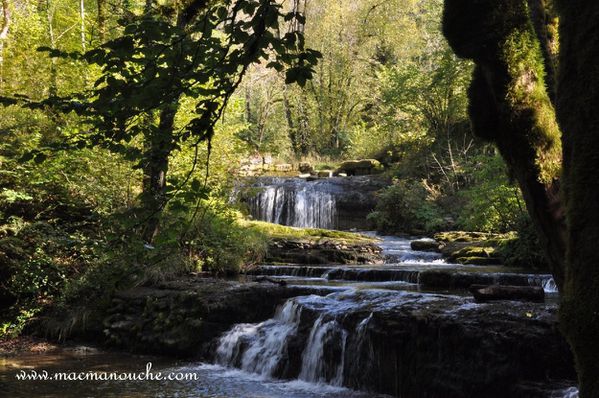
[434,231,509,265]
[449,246,502,266]
[410,239,440,252]
[244,221,383,265]
[334,159,383,176]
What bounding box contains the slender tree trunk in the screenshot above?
[141,107,176,243]
[554,1,599,396]
[0,0,10,89]
[282,84,299,155]
[79,0,88,86]
[79,0,86,52]
[46,0,57,96]
[96,0,105,41]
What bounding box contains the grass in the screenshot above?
[242,220,378,244]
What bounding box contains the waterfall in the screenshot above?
[214,294,370,386]
[299,316,347,386]
[215,300,302,377]
[247,178,337,229]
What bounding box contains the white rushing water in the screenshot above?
[216,300,302,377]
[215,292,381,387]
[248,180,337,229]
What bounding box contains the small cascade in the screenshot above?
[248,178,337,229]
[527,276,559,293]
[363,233,445,264]
[299,317,347,386]
[215,300,302,377]
[214,293,374,387]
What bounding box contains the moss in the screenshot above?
[453,246,496,258]
[458,256,501,266]
[434,231,512,243]
[443,0,566,289]
[242,220,377,244]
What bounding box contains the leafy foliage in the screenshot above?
[457,154,527,233]
[368,179,446,234]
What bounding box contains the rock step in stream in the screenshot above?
[245,265,557,293]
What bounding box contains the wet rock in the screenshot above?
[339,292,575,397]
[212,288,575,397]
[419,269,547,289]
[410,239,440,252]
[448,246,501,265]
[469,284,545,303]
[265,238,383,265]
[240,176,387,230]
[435,231,507,265]
[101,278,325,357]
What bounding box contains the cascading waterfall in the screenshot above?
[215,300,302,377]
[299,317,347,386]
[248,179,337,229]
[214,294,372,387]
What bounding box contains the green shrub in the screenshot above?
[457,155,526,233]
[497,218,548,270]
[368,179,446,234]
[182,201,268,275]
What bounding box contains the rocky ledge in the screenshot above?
[265,237,383,264]
[101,278,329,357]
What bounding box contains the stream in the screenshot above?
[0,177,579,397]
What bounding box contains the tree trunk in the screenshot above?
[282,84,300,155]
[554,1,599,396]
[526,0,558,104]
[0,0,10,88]
[79,0,86,52]
[443,0,567,288]
[141,107,175,243]
[46,0,57,96]
[96,0,105,41]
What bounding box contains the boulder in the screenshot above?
[298,162,313,173]
[101,278,327,357]
[410,239,440,252]
[335,159,383,176]
[275,163,293,172]
[448,246,502,265]
[469,284,545,303]
[265,238,383,265]
[317,170,333,178]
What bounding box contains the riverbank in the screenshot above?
[0,336,60,357]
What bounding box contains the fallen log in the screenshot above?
[469,284,545,303]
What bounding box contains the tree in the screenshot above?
[6,0,320,243]
[442,0,598,395]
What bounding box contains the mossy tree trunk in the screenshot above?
[554,1,599,396]
[443,0,599,394]
[442,0,566,288]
